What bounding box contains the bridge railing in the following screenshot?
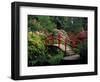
[45,33,70,52]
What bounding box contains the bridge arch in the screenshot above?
[45,33,70,53]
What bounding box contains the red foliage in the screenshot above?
[68,31,87,48]
[77,31,87,40]
[68,33,78,48]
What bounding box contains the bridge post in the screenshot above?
[46,39,49,45]
[65,38,67,53]
[51,34,54,45]
[58,33,60,48]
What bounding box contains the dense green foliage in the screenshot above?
[28,32,47,65]
[28,15,56,33]
[28,32,64,66]
[73,39,87,54]
[76,39,87,60]
[50,16,87,32]
[28,15,87,33]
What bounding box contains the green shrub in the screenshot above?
[28,32,47,65]
[28,32,64,66]
[73,39,87,58]
[47,46,64,65]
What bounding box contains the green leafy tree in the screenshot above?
[28,15,56,33]
[54,17,87,33]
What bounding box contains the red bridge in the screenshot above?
[45,31,87,56]
[45,33,77,57]
[45,33,70,53]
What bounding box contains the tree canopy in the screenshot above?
[28,15,87,33]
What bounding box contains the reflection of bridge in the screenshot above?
[45,33,80,60]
